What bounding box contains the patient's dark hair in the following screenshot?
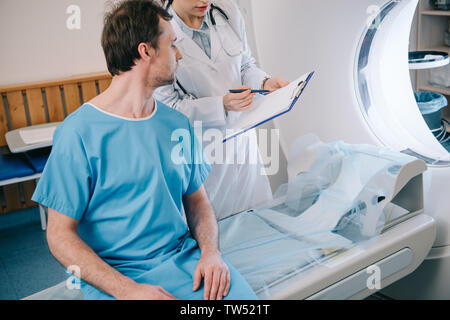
[102,0,172,76]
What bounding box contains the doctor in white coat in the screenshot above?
[155,0,289,219]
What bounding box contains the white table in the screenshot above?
[5,122,61,153]
[3,122,60,230]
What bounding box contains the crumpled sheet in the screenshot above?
[219,134,421,297]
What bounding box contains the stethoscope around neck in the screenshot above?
[165,1,229,26]
[167,1,243,56]
[166,1,243,98]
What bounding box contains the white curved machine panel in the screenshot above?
[246,0,450,299]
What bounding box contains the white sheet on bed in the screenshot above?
[219,212,353,296]
[218,135,420,297]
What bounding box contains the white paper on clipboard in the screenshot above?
[223,71,313,142]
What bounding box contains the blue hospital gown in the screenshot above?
[32,101,257,300]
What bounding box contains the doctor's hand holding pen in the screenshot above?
[263,76,290,92]
[224,77,290,112]
[223,86,256,112]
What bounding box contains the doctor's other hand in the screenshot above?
[118,282,178,300]
[263,77,290,92]
[223,86,256,112]
[193,250,231,300]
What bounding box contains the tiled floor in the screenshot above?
[0,207,67,300]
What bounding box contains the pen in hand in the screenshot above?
[229,89,270,95]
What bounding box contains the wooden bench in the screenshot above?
[0,73,112,216]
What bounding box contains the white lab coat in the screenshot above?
[154,0,273,220]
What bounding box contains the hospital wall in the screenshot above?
[0,0,419,194]
[0,0,421,88]
[0,0,287,193]
[0,0,107,86]
[0,0,258,86]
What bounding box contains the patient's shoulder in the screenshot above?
[51,104,95,146]
[155,100,191,128]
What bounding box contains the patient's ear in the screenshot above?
[137,43,154,61]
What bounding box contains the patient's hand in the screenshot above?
[118,282,178,300]
[193,250,231,300]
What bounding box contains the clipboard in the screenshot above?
[223,71,314,143]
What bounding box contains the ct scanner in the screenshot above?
[237,0,450,299]
[25,0,447,301]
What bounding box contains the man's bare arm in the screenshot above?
[183,186,230,300]
[46,208,177,300]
